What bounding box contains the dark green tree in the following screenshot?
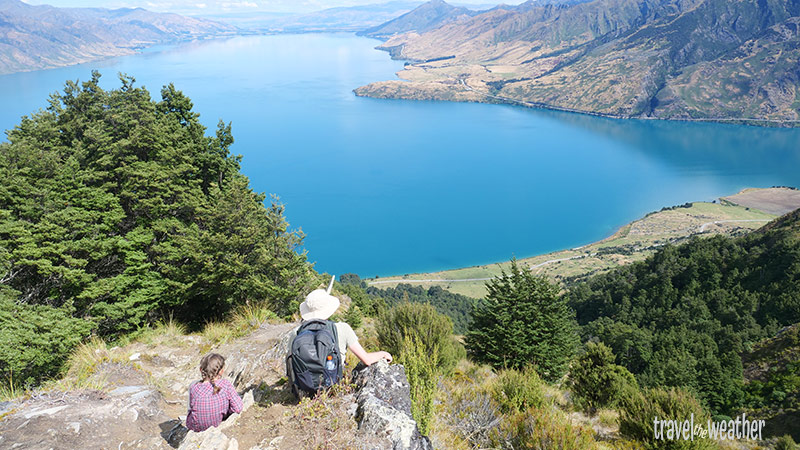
[568,209,800,415]
[465,259,578,382]
[0,72,314,383]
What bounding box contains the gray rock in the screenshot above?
[353,360,433,450]
[249,436,283,450]
[0,372,170,449]
[179,426,238,450]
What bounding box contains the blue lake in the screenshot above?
[2,33,800,277]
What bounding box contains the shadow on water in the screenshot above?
[531,107,800,183]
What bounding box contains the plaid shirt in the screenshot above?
[185,378,243,432]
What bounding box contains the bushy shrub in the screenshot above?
[399,334,438,435]
[569,342,639,412]
[438,369,502,449]
[619,387,716,450]
[491,368,547,414]
[0,292,94,386]
[492,407,598,450]
[343,305,363,330]
[776,435,799,450]
[377,302,460,373]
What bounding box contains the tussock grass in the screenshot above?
[294,379,355,421]
[0,369,21,401]
[202,322,233,347]
[65,337,110,381]
[124,315,188,347]
[434,360,609,450]
[231,302,279,333]
[597,408,620,428]
[35,337,118,393]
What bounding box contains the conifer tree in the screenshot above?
[465,259,578,382]
[0,73,314,383]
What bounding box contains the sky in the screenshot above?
[21,0,527,14]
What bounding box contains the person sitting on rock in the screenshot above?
[286,282,393,395]
[185,353,243,432]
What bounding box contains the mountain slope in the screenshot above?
[215,1,423,33]
[568,206,800,415]
[358,0,478,39]
[0,0,235,75]
[356,0,800,124]
[742,323,800,440]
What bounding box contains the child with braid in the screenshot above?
[185,353,243,432]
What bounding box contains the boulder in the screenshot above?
[179,426,238,450]
[353,360,432,450]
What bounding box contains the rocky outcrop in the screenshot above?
[353,360,433,450]
[0,324,430,449]
[0,364,171,449]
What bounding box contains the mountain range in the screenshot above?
[355,0,800,124]
[209,1,423,33]
[0,0,235,75]
[358,0,478,39]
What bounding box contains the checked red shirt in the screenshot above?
[185,378,243,432]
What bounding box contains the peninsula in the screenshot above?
[355,0,800,125]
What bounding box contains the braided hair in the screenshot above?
[199,353,226,395]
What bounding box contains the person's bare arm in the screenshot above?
[348,341,393,366]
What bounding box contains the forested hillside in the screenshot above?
[367,283,480,334]
[0,73,314,385]
[568,208,800,416]
[336,273,480,334]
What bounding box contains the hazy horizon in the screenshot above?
[20,0,527,14]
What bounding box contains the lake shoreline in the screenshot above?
[4,34,800,277]
[355,77,800,129]
[364,187,800,298]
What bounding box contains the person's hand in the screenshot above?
[380,351,393,363]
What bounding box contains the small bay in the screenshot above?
[2,33,799,277]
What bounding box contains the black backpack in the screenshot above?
[287,319,343,396]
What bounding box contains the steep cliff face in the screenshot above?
[0,323,429,449]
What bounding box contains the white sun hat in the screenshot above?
[299,276,339,320]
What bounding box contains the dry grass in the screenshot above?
[202,321,234,347]
[64,337,111,381]
[129,315,188,346]
[0,369,21,401]
[231,302,279,334]
[597,408,620,428]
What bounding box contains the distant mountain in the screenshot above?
[0,0,236,75]
[355,0,800,124]
[358,0,478,39]
[210,1,423,33]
